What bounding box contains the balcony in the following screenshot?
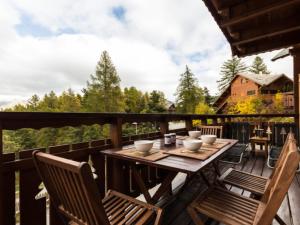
[0,112,299,225]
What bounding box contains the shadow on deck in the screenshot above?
[151,154,300,225]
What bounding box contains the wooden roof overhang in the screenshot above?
[203,0,300,57]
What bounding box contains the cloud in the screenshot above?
[0,0,294,107]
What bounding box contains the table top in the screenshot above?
[101,138,238,174]
[250,136,270,141]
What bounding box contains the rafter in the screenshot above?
[220,0,300,28]
[233,25,300,46]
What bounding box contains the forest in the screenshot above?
[2,51,213,153]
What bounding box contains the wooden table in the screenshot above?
[250,136,270,158]
[101,138,238,204]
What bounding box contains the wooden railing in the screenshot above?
[0,112,296,225]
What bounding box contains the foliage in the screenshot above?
[217,56,247,92]
[146,90,167,113]
[227,93,285,114]
[82,51,124,112]
[124,87,146,113]
[248,56,270,74]
[175,66,204,113]
[193,102,215,126]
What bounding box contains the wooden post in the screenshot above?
[159,119,169,135]
[185,119,193,131]
[212,118,218,125]
[219,117,225,125]
[201,118,208,125]
[292,46,300,141]
[0,122,3,225]
[110,118,123,148]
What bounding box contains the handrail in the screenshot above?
[0,112,295,130]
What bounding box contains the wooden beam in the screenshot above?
[220,0,300,28]
[235,30,300,57]
[291,46,300,141]
[0,122,3,225]
[110,118,123,148]
[233,25,300,47]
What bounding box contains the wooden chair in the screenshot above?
[267,123,299,168]
[188,137,300,225]
[32,151,162,225]
[220,122,251,164]
[197,125,223,138]
[219,132,294,196]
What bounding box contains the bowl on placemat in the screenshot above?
[188,131,201,139]
[201,135,217,145]
[134,140,154,152]
[183,140,202,152]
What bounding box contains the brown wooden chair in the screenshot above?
[188,137,300,225]
[32,151,162,225]
[219,132,294,196]
[197,125,223,138]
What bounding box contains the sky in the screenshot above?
[0,0,294,108]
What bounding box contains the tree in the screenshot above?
[83,51,124,112]
[249,56,270,74]
[146,90,167,113]
[124,87,145,113]
[217,56,247,91]
[175,66,204,113]
[203,87,213,105]
[58,89,82,112]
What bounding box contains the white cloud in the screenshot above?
[0,0,295,107]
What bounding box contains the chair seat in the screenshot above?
[189,187,260,225]
[219,168,268,196]
[102,190,157,225]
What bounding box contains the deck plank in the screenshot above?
[164,155,300,225]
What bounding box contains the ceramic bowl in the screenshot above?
[201,135,217,145]
[134,140,154,152]
[188,131,201,139]
[183,139,203,152]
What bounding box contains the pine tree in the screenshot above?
[248,56,270,74]
[83,51,124,112]
[217,56,247,92]
[146,90,167,113]
[175,65,204,113]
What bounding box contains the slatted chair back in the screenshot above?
[197,125,223,138]
[224,122,250,144]
[33,151,110,225]
[254,138,300,225]
[271,123,298,147]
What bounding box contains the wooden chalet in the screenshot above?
[1,1,300,225]
[213,73,294,113]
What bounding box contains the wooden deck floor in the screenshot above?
[156,154,300,225]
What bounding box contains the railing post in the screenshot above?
[201,118,208,125]
[292,46,300,142]
[159,118,169,135]
[185,119,193,131]
[212,118,218,125]
[110,118,123,148]
[219,117,225,125]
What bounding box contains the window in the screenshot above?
[247,90,256,95]
[241,78,248,84]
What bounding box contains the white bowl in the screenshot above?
[188,131,201,139]
[201,135,217,144]
[183,140,203,152]
[134,140,154,152]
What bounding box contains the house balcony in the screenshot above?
[0,112,299,225]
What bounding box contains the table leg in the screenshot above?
[132,166,177,204]
[265,142,268,158]
[251,141,255,155]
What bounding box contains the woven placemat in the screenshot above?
[115,149,168,162]
[202,141,230,149]
[167,142,230,161]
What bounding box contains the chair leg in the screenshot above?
[275,214,287,225]
[187,206,205,225]
[154,209,163,225]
